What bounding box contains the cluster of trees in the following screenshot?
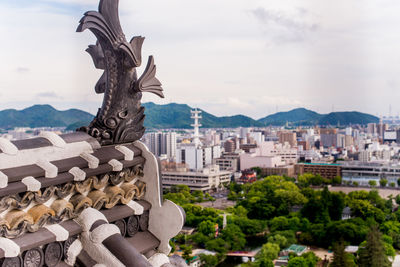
[167,186,261,265]
[164,185,215,205]
[298,173,342,187]
[366,179,398,188]
[166,176,398,266]
[344,178,400,188]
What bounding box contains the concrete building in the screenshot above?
[240,143,257,152]
[224,139,236,153]
[278,131,297,147]
[261,165,295,177]
[239,142,298,170]
[145,131,177,160]
[213,151,242,171]
[320,128,338,148]
[298,140,310,151]
[177,145,221,171]
[367,123,377,136]
[295,163,341,180]
[345,135,354,147]
[240,128,250,143]
[204,130,221,146]
[162,165,232,191]
[270,143,298,165]
[377,123,389,138]
[249,131,264,145]
[341,161,400,186]
[213,157,238,171]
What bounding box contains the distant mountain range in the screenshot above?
[0,105,93,129]
[142,102,262,128]
[0,104,379,130]
[258,108,379,126]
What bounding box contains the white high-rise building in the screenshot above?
[163,132,177,160]
[145,131,177,160]
[249,132,263,145]
[240,128,250,143]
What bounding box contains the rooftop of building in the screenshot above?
[298,162,341,166]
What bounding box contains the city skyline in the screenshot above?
[1,0,400,119]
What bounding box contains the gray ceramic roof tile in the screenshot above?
[0,201,153,258]
[1,165,45,183]
[51,157,89,173]
[60,132,101,150]
[125,231,160,254]
[0,156,145,197]
[11,138,53,150]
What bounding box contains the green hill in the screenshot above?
[257,108,378,126]
[258,108,322,126]
[143,102,263,128]
[318,111,378,126]
[0,105,94,129]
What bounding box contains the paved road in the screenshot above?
[197,198,236,209]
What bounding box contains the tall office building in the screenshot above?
[145,132,177,160]
[163,132,177,159]
[224,139,236,153]
[367,123,377,136]
[320,128,338,148]
[278,131,297,147]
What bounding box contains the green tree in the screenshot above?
[288,257,307,267]
[180,244,193,262]
[255,243,280,266]
[309,174,324,186]
[301,194,330,224]
[368,180,377,187]
[190,232,209,245]
[331,241,356,267]
[380,179,388,187]
[298,173,314,187]
[192,190,204,202]
[269,216,289,232]
[174,233,187,244]
[169,240,176,253]
[274,188,307,212]
[199,254,218,267]
[332,176,342,185]
[233,205,248,217]
[252,167,262,176]
[348,199,385,222]
[353,181,359,187]
[300,252,319,267]
[205,238,228,254]
[358,226,391,267]
[220,224,246,251]
[397,178,400,187]
[395,195,400,205]
[198,220,216,237]
[268,234,288,249]
[389,182,396,187]
[230,216,266,235]
[329,192,345,221]
[288,217,301,231]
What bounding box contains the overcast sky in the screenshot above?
[0,0,399,119]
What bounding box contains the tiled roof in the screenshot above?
[0,132,185,266]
